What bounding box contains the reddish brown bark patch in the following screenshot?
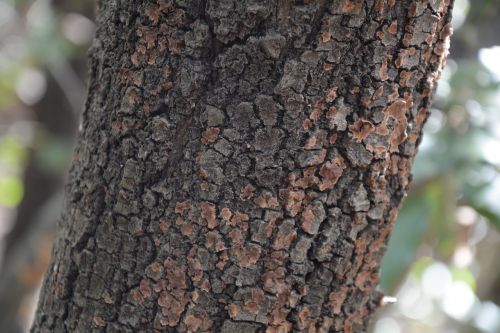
[240,183,256,201]
[349,119,375,142]
[157,291,189,327]
[280,189,305,217]
[379,58,389,81]
[254,192,280,209]
[326,87,338,103]
[300,201,326,235]
[228,303,241,319]
[175,200,191,214]
[184,315,203,332]
[384,99,409,152]
[200,201,217,229]
[321,31,332,43]
[220,207,232,221]
[181,223,193,236]
[102,290,113,304]
[201,127,220,144]
[318,157,346,191]
[233,244,262,268]
[229,211,250,229]
[93,316,106,327]
[328,286,349,315]
[343,0,363,14]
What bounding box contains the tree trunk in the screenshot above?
[31,1,454,332]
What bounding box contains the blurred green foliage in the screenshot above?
[0,0,91,210]
[0,136,27,171]
[0,134,26,207]
[0,177,23,207]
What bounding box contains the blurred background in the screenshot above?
[0,0,498,332]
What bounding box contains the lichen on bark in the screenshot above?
[32,1,454,332]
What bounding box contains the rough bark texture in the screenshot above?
[32,1,454,332]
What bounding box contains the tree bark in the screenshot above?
[32,1,454,332]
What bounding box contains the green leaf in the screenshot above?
[0,177,24,208]
[0,136,27,171]
[451,266,477,291]
[410,257,434,280]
